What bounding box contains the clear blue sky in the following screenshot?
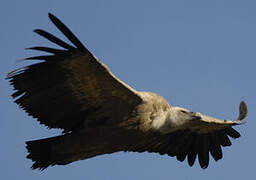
[1,0,255,179]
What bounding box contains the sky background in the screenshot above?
[1,0,255,179]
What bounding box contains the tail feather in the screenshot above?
[25,130,125,170]
[26,136,58,170]
[26,135,77,170]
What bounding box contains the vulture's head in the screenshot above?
[172,107,201,121]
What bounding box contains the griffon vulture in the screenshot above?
[7,13,248,170]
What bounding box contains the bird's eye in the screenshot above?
[180,110,189,114]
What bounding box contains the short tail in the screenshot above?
[26,133,84,170]
[26,131,124,170]
[26,136,62,170]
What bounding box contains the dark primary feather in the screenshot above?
[187,134,200,167]
[219,131,232,147]
[225,127,241,138]
[176,133,195,162]
[25,55,61,61]
[238,101,248,120]
[34,29,74,50]
[198,134,210,169]
[131,126,240,169]
[48,13,87,51]
[209,132,223,161]
[26,46,66,54]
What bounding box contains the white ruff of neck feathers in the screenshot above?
[151,107,189,134]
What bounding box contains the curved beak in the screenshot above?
[190,112,202,121]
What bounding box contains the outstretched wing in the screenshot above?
[130,101,247,169]
[130,127,241,169]
[7,13,142,132]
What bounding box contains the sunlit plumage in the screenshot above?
[7,13,247,170]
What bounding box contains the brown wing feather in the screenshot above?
[7,13,142,132]
[129,127,241,169]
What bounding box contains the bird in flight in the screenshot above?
[7,13,247,170]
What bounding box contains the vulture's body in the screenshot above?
[7,13,247,170]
